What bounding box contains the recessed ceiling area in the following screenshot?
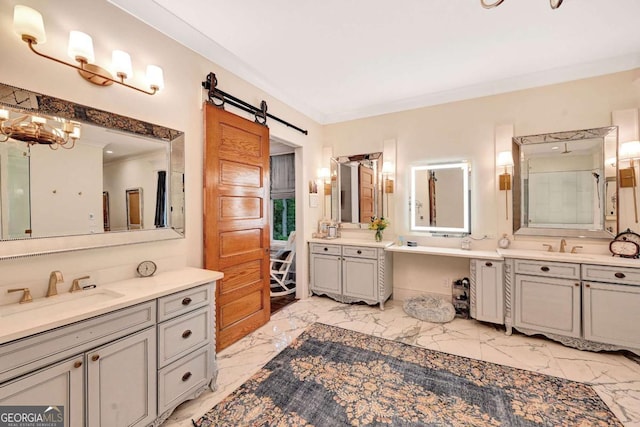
[109,0,640,124]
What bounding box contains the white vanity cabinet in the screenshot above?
[86,327,157,427]
[0,275,219,427]
[504,257,640,355]
[0,301,157,427]
[309,241,393,309]
[582,265,640,350]
[470,259,504,324]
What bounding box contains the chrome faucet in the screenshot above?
[47,271,63,297]
[559,239,567,253]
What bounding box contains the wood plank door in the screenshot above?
[359,165,375,222]
[203,103,271,351]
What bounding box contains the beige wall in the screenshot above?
[325,69,640,300]
[0,0,324,304]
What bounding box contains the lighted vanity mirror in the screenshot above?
[0,82,185,258]
[329,152,383,225]
[410,162,470,234]
[512,126,617,239]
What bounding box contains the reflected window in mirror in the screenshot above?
[512,126,617,238]
[0,82,184,257]
[410,162,470,234]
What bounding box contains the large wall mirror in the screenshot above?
[329,152,383,225]
[0,82,185,259]
[410,162,470,234]
[512,126,617,239]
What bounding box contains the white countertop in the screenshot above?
[308,237,394,248]
[0,267,223,345]
[497,248,640,267]
[387,245,503,260]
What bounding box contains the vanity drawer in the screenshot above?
[310,243,341,256]
[158,307,211,368]
[514,259,580,280]
[158,344,213,414]
[343,246,377,259]
[0,301,155,384]
[582,264,640,286]
[157,284,211,322]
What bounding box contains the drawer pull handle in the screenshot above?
[614,272,626,279]
[182,330,192,339]
[181,372,192,382]
[91,355,100,362]
[357,250,362,254]
[182,297,192,305]
[485,262,493,267]
[324,247,328,251]
[540,266,550,272]
[73,361,83,369]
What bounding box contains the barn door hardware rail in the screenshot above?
[202,72,308,135]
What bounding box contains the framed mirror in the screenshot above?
[512,126,618,238]
[410,162,470,234]
[0,82,185,259]
[329,152,383,225]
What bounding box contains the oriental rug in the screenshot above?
[193,323,621,426]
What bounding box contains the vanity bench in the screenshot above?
[0,267,222,427]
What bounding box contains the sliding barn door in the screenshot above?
[203,103,271,351]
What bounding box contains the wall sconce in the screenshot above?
[318,167,331,195]
[13,5,164,95]
[619,141,640,223]
[497,151,514,220]
[0,108,80,149]
[382,161,395,194]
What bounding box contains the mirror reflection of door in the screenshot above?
[126,188,143,230]
[359,164,375,222]
[102,191,110,232]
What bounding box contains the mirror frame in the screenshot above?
[410,161,470,234]
[0,82,185,260]
[329,152,384,227]
[512,126,618,239]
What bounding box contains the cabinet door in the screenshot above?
[86,327,157,427]
[0,356,84,427]
[473,260,504,324]
[310,254,341,294]
[515,275,581,338]
[342,257,378,300]
[584,281,640,349]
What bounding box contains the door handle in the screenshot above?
[91,354,100,362]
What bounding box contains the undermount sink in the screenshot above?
[0,288,124,317]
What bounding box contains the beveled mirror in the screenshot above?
[0,82,185,259]
[512,126,618,238]
[329,152,383,225]
[410,161,470,234]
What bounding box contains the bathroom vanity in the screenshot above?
[0,267,222,427]
[500,249,640,355]
[309,238,393,309]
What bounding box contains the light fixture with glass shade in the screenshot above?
[13,5,164,95]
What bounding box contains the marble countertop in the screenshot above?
[387,245,503,260]
[497,248,640,267]
[0,267,223,345]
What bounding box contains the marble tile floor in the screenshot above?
[163,296,640,426]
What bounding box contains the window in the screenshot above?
[270,153,295,241]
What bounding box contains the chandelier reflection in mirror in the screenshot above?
[13,5,164,95]
[481,0,563,9]
[0,108,80,149]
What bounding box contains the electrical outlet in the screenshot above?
[442,277,451,288]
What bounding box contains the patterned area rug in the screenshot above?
[194,323,621,426]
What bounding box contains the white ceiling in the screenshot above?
[109,0,640,124]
